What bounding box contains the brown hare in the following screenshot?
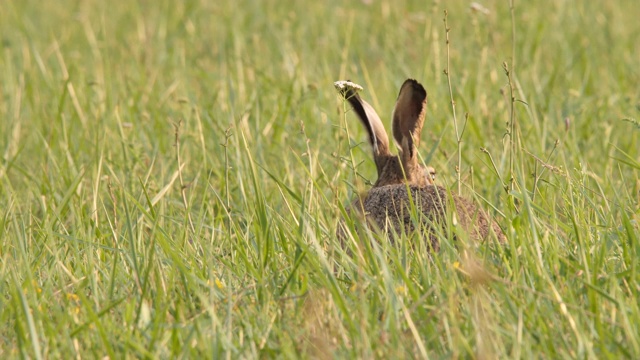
[335,79,505,250]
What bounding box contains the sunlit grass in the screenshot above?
[1,0,639,358]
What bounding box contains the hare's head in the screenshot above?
[336,79,435,187]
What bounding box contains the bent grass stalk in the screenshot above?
[443,10,466,196]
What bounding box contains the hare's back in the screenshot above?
[361,184,503,242]
[363,184,447,217]
[360,184,447,237]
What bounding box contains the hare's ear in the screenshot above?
[392,79,427,165]
[340,88,390,157]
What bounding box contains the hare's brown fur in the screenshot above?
[348,185,505,249]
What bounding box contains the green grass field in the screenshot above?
[1,0,639,358]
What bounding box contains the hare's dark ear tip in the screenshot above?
[400,79,427,98]
[402,78,427,97]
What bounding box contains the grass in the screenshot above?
[1,0,639,358]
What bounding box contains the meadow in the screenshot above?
[1,0,639,358]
